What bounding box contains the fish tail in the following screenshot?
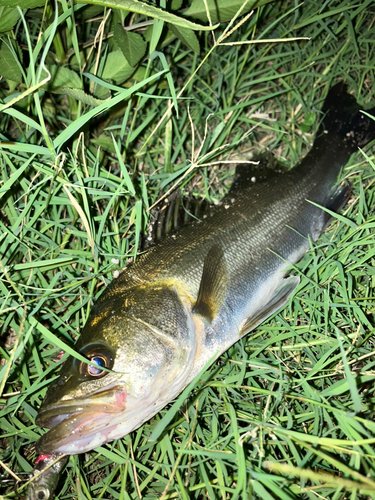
[320,83,375,152]
[296,84,375,220]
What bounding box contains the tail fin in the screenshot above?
[321,83,375,152]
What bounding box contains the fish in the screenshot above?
[25,454,68,500]
[26,84,375,497]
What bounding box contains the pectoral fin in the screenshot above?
[193,245,228,323]
[240,276,300,337]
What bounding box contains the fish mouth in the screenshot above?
[36,384,127,455]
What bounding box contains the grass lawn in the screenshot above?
[1,0,375,498]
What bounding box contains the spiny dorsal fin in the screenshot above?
[227,153,286,196]
[193,245,228,323]
[145,155,287,248]
[144,190,210,249]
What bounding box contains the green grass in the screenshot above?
[1,0,375,498]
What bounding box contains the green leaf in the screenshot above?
[0,40,22,82]
[95,447,127,464]
[112,136,136,195]
[185,0,275,23]
[0,0,45,7]
[76,0,218,30]
[0,155,34,200]
[171,0,183,9]
[42,64,82,91]
[91,135,117,153]
[81,4,104,19]
[55,87,106,107]
[100,50,136,85]
[337,333,362,414]
[13,256,76,271]
[299,111,316,132]
[169,24,200,53]
[114,24,146,67]
[0,6,20,32]
[0,142,52,155]
[53,69,166,150]
[2,108,43,133]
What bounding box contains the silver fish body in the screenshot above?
[33,84,375,460]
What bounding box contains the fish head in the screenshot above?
[36,283,196,455]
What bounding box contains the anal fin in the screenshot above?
[239,276,300,337]
[323,183,351,227]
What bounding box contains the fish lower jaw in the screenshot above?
[37,394,176,455]
[37,365,196,455]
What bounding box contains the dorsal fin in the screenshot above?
[144,190,210,248]
[227,153,286,196]
[193,245,228,323]
[145,154,287,248]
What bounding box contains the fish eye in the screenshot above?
[87,355,106,377]
[75,344,114,378]
[36,487,50,500]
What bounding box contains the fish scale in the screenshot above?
[26,83,375,499]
